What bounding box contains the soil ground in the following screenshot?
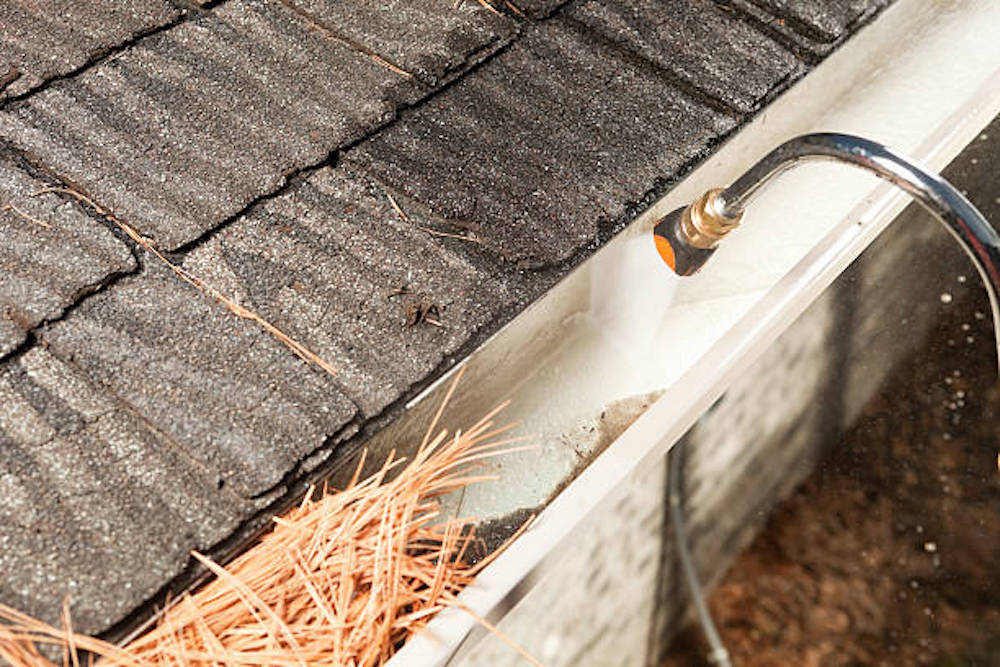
[664,293,1000,666]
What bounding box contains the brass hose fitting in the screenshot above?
[652,189,742,276]
[678,188,743,250]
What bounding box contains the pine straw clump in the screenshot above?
[0,385,533,666]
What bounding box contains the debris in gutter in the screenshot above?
[0,372,539,666]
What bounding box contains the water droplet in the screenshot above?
[924,542,937,552]
[975,311,986,320]
[967,336,975,344]
[956,390,965,398]
[940,292,953,303]
[943,433,952,441]
[957,275,967,283]
[953,370,962,377]
[961,323,971,331]
[916,525,924,533]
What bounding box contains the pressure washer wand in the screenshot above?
[653,133,1000,362]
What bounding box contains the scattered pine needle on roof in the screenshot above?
[30,186,338,378]
[0,373,540,666]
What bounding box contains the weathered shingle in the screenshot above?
[751,0,888,42]
[721,0,889,57]
[0,0,180,100]
[0,347,251,633]
[0,0,416,251]
[568,0,799,112]
[41,260,358,498]
[284,0,518,86]
[0,151,135,358]
[184,166,515,417]
[348,19,736,268]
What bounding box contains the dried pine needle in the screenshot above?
[31,186,338,378]
[3,200,52,228]
[383,190,481,244]
[0,372,540,666]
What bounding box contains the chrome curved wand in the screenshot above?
[656,132,1000,667]
[652,132,1000,356]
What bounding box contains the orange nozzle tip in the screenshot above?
[654,233,676,272]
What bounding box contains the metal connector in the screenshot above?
[678,188,742,250]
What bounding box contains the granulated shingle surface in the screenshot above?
[0,347,251,634]
[41,260,358,498]
[0,0,180,99]
[0,0,415,250]
[286,0,518,86]
[748,0,889,43]
[568,0,799,112]
[0,0,896,639]
[348,19,737,268]
[185,166,515,417]
[0,151,135,357]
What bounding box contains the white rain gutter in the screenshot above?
[385,0,1000,663]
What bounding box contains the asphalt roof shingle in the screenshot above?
[0,0,416,250]
[513,0,569,20]
[753,0,890,42]
[286,0,518,86]
[0,151,135,357]
[0,0,181,100]
[348,19,737,268]
[40,259,358,498]
[184,165,518,417]
[0,347,251,634]
[568,0,800,113]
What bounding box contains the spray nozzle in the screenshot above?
[652,188,741,277]
[650,131,1000,367]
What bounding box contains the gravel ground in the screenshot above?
[664,291,1000,666]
